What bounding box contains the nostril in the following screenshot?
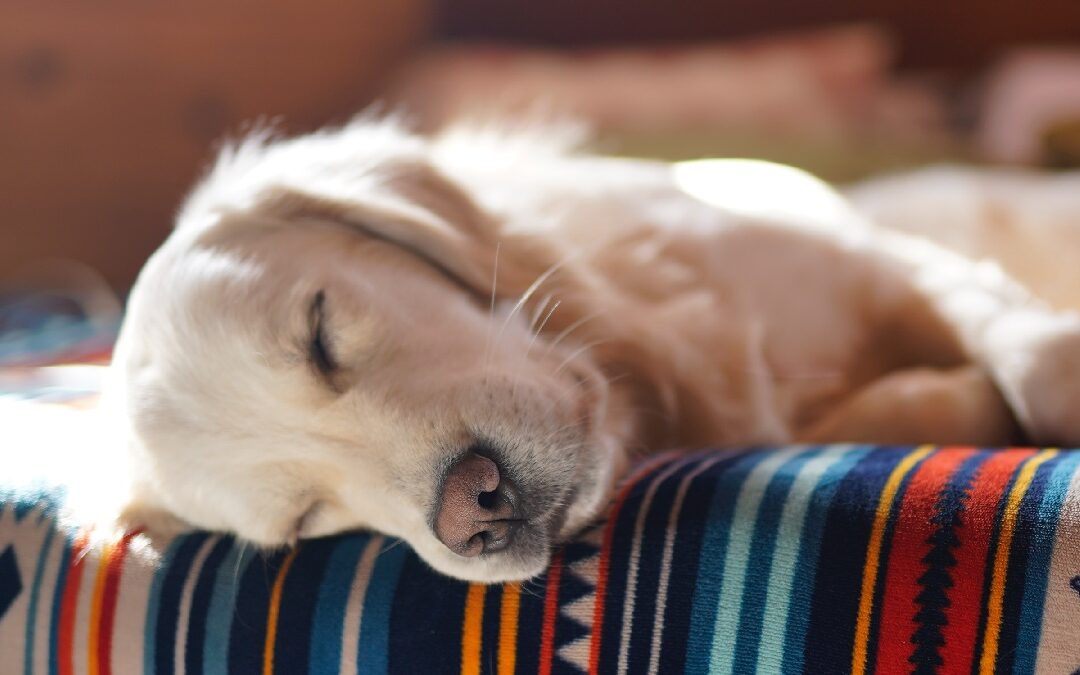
[477,489,498,511]
[434,450,523,557]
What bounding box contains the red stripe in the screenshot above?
[537,549,564,675]
[96,531,138,675]
[58,534,91,675]
[940,449,1033,674]
[873,447,974,673]
[587,453,678,675]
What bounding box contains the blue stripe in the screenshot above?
[778,446,868,674]
[1012,452,1080,674]
[356,540,408,672]
[47,536,73,675]
[24,520,56,675]
[142,536,183,675]
[683,450,773,674]
[184,537,232,675]
[203,544,254,675]
[308,535,369,673]
[711,448,819,674]
[730,449,822,671]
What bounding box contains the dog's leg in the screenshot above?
[801,365,1021,445]
[873,231,1080,445]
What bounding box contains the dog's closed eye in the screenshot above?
[308,290,338,380]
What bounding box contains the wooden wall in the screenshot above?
[1,1,429,292]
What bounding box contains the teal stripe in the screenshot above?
[203,544,255,675]
[308,536,369,673]
[710,448,817,674]
[684,451,773,674]
[143,537,184,675]
[356,540,408,672]
[1012,452,1080,674]
[756,445,866,674]
[24,517,57,675]
[47,537,73,675]
[779,446,868,675]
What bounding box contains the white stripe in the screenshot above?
[754,446,851,674]
[109,535,162,675]
[616,456,695,675]
[173,537,221,675]
[339,535,384,675]
[647,453,734,675]
[708,447,804,675]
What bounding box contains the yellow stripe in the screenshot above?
[498,583,521,675]
[86,541,114,675]
[262,547,301,675]
[851,444,933,675]
[979,448,1058,674]
[461,584,486,675]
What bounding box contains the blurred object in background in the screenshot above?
[0,0,430,294]
[977,50,1080,167]
[0,261,121,367]
[434,0,1080,72]
[385,25,959,181]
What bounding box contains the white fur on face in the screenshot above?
[115,208,617,582]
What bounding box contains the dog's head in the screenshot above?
[113,122,626,582]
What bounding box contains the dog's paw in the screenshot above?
[117,498,194,550]
[987,310,1080,446]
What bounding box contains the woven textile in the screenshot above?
[2,445,1080,673]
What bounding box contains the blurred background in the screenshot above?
[3,0,1080,368]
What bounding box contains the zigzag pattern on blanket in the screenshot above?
[1,445,1079,674]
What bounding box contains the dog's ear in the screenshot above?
[203,157,503,296]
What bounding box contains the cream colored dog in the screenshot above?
[112,118,1080,582]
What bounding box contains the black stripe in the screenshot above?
[656,451,749,675]
[992,455,1058,675]
[387,552,470,675]
[155,532,209,675]
[273,538,337,675]
[228,547,290,673]
[802,447,911,674]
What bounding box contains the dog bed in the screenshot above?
[1,369,1078,674]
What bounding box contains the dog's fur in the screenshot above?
[112,118,1080,582]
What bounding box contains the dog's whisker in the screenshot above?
[496,255,574,348]
[482,242,502,370]
[526,300,561,357]
[553,339,610,377]
[529,293,555,334]
[545,310,606,355]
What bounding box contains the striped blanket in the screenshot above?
[2,444,1079,674]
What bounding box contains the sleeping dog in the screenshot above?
[111,118,1080,582]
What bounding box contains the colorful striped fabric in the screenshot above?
[2,445,1080,674]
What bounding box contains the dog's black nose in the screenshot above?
[434,452,522,557]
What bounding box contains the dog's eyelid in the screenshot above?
[308,290,339,385]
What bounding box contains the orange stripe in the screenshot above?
[851,445,933,675]
[461,584,487,675]
[262,547,300,675]
[58,533,90,675]
[978,449,1057,674]
[589,453,680,675]
[498,583,521,675]
[86,540,115,675]
[97,531,138,675]
[537,550,564,675]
